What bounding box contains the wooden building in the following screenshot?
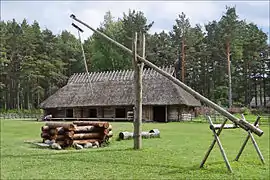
[249,96,270,108]
[39,66,201,122]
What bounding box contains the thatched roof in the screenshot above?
[40,66,201,108]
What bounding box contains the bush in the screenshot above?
[242,107,251,115]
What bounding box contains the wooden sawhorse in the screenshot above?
[200,115,265,173]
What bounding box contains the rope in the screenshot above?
[77,28,94,95]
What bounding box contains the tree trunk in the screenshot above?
[181,39,185,83]
[255,79,257,107]
[263,77,266,107]
[17,82,20,111]
[259,78,263,108]
[226,40,232,108]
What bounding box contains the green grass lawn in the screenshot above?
[0,119,269,179]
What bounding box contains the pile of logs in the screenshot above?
[41,121,113,149]
[118,129,160,140]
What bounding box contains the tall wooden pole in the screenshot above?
[132,32,142,149]
[75,24,94,95]
[70,14,264,137]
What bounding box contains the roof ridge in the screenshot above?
[68,65,175,83]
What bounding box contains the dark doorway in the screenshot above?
[153,106,166,122]
[89,109,97,118]
[115,108,126,118]
[66,109,73,118]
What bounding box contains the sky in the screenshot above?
[1,1,269,42]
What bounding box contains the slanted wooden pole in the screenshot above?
[141,32,145,70]
[132,32,142,149]
[205,116,233,173]
[200,118,228,168]
[235,115,265,164]
[70,14,264,137]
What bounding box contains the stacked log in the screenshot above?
[41,122,75,147]
[40,121,113,149]
[72,121,113,148]
[118,129,160,140]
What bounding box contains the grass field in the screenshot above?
[0,118,269,179]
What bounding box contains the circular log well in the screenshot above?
[40,122,112,148]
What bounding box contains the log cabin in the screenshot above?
[39,66,201,122]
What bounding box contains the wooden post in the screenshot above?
[132,32,142,150]
[70,14,264,137]
[201,116,233,173]
[235,115,265,164]
[200,118,228,168]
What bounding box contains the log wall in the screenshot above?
[167,105,196,121]
[45,105,196,121]
[82,108,89,118]
[103,107,115,118]
[168,106,180,121]
[73,108,83,118]
[44,108,65,118]
[142,105,153,121]
[97,107,103,118]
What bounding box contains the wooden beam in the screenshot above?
[132,32,142,150]
[70,14,264,137]
[235,115,265,164]
[212,124,238,130]
[200,116,233,173]
[200,118,228,168]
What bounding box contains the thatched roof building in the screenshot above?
[40,66,201,122]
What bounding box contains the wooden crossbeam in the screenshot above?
[201,115,265,173]
[211,124,238,130]
[235,115,265,164]
[200,116,233,173]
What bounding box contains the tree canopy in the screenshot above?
[0,6,269,110]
